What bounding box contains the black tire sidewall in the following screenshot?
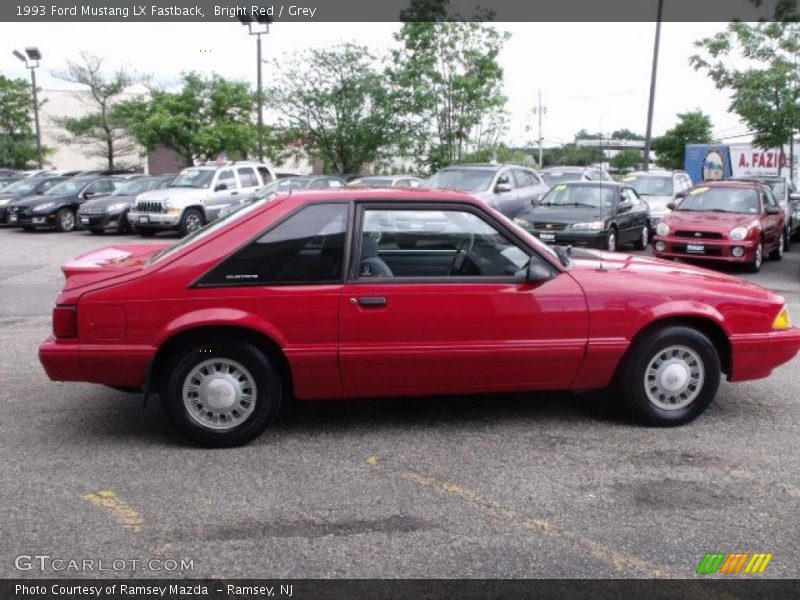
[161,340,282,447]
[620,326,721,426]
[55,208,75,232]
[179,209,203,237]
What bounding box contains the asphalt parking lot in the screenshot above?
[2,226,800,579]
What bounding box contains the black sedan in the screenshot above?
[512,182,651,252]
[77,174,174,234]
[6,176,120,232]
[0,176,68,224]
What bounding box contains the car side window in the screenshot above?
[237,167,259,188]
[257,166,273,184]
[199,203,348,286]
[623,188,639,205]
[512,169,534,188]
[357,208,530,279]
[308,178,330,189]
[763,189,779,209]
[216,169,235,190]
[496,172,515,189]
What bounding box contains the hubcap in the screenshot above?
[755,244,762,268]
[185,214,201,233]
[608,232,616,252]
[641,226,648,247]
[644,345,705,410]
[61,211,75,230]
[182,358,257,431]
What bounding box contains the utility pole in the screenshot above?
[532,90,547,169]
[13,48,44,169]
[238,12,271,164]
[643,0,664,172]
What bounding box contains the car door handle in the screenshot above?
[354,297,387,307]
[230,191,239,195]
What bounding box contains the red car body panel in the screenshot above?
[653,181,785,264]
[39,188,800,400]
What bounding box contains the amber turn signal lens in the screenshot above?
[773,307,791,330]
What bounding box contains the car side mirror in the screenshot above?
[765,205,781,215]
[82,191,95,199]
[675,190,688,199]
[531,193,544,206]
[666,202,677,211]
[215,182,228,192]
[617,199,633,212]
[525,260,553,283]
[790,193,800,203]
[495,182,512,193]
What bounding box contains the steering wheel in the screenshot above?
[450,234,475,275]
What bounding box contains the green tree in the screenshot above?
[652,110,714,170]
[390,0,510,172]
[118,72,257,165]
[610,129,645,141]
[610,148,642,173]
[0,76,40,168]
[691,22,800,174]
[262,43,407,175]
[52,53,142,169]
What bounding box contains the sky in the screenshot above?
[1,21,747,148]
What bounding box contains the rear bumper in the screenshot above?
[653,235,758,264]
[730,328,800,381]
[39,336,152,389]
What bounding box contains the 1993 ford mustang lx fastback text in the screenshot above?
[39,189,800,446]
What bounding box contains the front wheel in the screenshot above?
[769,233,784,261]
[54,208,76,232]
[160,340,283,447]
[617,325,721,426]
[178,208,204,237]
[605,227,617,252]
[745,241,763,273]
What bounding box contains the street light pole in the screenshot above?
[643,0,664,172]
[13,47,44,169]
[238,13,271,164]
[533,89,547,169]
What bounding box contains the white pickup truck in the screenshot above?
[129,161,274,237]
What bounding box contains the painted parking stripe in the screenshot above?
[84,490,143,532]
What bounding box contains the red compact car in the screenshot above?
[39,189,800,446]
[652,181,785,272]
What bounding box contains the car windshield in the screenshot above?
[676,187,760,214]
[112,178,162,196]
[358,177,394,186]
[169,169,215,189]
[150,196,277,264]
[541,171,583,185]
[738,179,786,200]
[2,178,42,193]
[427,169,495,192]
[539,184,616,209]
[44,179,86,195]
[622,175,674,196]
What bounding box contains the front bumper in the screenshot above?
[10,210,56,228]
[652,235,757,263]
[730,328,800,381]
[525,228,609,249]
[127,210,180,229]
[77,210,124,230]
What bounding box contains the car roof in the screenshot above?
[694,180,763,190]
[629,170,676,176]
[275,187,479,204]
[549,180,622,188]
[542,166,587,172]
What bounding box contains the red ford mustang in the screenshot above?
[653,180,786,272]
[39,189,800,446]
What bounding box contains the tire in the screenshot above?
[138,228,157,238]
[617,325,721,427]
[118,212,132,234]
[54,208,76,232]
[769,233,784,261]
[745,241,763,273]
[783,226,791,252]
[178,208,204,237]
[88,228,105,235]
[160,340,283,447]
[605,227,618,252]
[22,226,36,232]
[633,224,649,250]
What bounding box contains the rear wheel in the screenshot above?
[22,225,36,232]
[745,241,763,273]
[88,228,105,235]
[618,325,720,426]
[160,340,283,447]
[633,224,649,250]
[783,226,791,252]
[178,209,204,237]
[54,208,76,232]
[606,227,618,252]
[138,228,156,238]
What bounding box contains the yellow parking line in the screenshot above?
[84,490,143,533]
[369,456,665,577]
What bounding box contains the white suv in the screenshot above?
[129,162,274,237]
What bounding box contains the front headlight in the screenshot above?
[571,221,605,230]
[656,222,670,236]
[163,199,172,209]
[33,202,54,212]
[729,227,749,241]
[773,307,792,330]
[105,203,128,213]
[513,217,531,228]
